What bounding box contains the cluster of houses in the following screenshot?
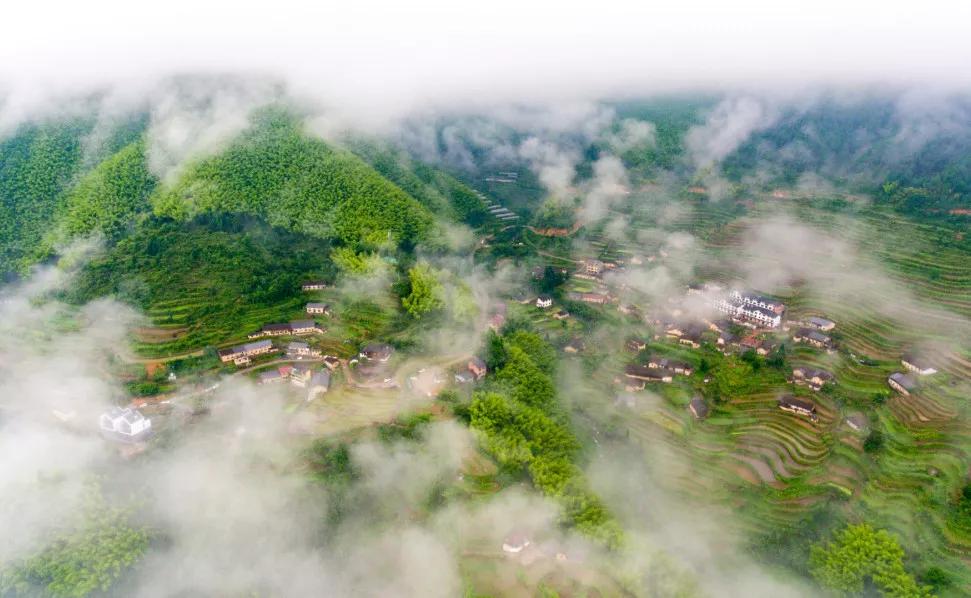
[622,354,694,391]
[248,320,325,339]
[301,280,328,291]
[887,353,936,396]
[259,363,331,400]
[792,327,834,350]
[713,290,786,329]
[359,343,394,362]
[286,341,322,359]
[790,367,834,391]
[778,395,819,422]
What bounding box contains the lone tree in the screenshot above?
[809,523,932,597]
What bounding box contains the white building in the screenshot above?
[713,290,785,328]
[535,296,553,309]
[99,407,152,441]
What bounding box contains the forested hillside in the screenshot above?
[151,111,438,250]
[59,140,157,241]
[347,139,490,226]
[718,97,971,219]
[0,120,90,275]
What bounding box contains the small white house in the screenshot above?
[502,531,531,554]
[536,296,553,309]
[99,407,152,442]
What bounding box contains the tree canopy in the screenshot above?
[401,262,444,319]
[809,523,932,597]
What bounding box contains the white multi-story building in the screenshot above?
[713,290,785,328]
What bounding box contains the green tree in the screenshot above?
[809,523,932,597]
[864,430,885,453]
[483,330,508,370]
[708,355,758,403]
[496,346,557,412]
[401,262,444,318]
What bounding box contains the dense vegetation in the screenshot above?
[152,110,437,250]
[810,524,931,597]
[347,139,490,226]
[471,330,622,546]
[0,120,90,275]
[0,485,149,598]
[59,140,157,241]
[67,215,336,351]
[718,96,971,220]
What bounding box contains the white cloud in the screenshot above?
[2,0,971,129]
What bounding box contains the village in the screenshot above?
[104,244,946,462]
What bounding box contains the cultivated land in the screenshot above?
[508,188,971,593]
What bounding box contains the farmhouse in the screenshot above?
[306,302,331,315]
[625,364,673,383]
[568,291,611,305]
[778,395,818,422]
[308,371,331,399]
[582,259,605,276]
[249,323,292,338]
[322,355,341,370]
[290,364,313,387]
[625,337,647,353]
[901,353,937,375]
[259,369,286,384]
[286,341,321,358]
[664,322,686,339]
[716,330,738,350]
[360,343,394,362]
[793,328,833,349]
[302,280,328,291]
[646,356,693,375]
[846,413,869,432]
[804,316,836,331]
[689,397,709,419]
[888,372,917,396]
[678,326,705,349]
[289,320,325,335]
[99,407,152,442]
[791,367,834,391]
[218,339,274,364]
[553,309,570,320]
[468,357,488,380]
[536,296,554,309]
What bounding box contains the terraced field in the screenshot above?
[548,192,971,592]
